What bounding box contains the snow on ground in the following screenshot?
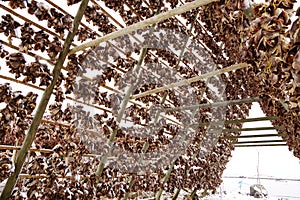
[202,192,296,200]
[201,178,300,200]
[202,193,265,200]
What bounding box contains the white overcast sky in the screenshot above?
[223,102,300,179]
[222,103,300,198]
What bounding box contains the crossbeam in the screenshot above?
[191,116,278,127]
[162,97,259,112]
[222,126,283,133]
[223,132,285,139]
[235,144,287,147]
[131,63,248,99]
[235,140,286,144]
[68,0,219,54]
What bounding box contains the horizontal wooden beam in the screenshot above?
[18,173,130,179]
[69,0,219,54]
[131,63,248,99]
[223,133,285,139]
[222,126,283,133]
[235,143,287,147]
[0,4,60,39]
[223,116,278,124]
[163,97,259,112]
[0,145,109,158]
[235,140,286,144]
[0,145,53,153]
[191,116,278,127]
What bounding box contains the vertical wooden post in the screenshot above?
[0,1,89,199]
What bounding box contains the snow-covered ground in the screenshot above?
[202,193,266,200]
[203,192,298,200]
[202,178,300,200]
[216,103,300,200]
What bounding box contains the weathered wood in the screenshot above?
[131,63,248,99]
[0,1,89,199]
[222,126,282,133]
[0,145,114,158]
[235,140,286,144]
[156,163,175,199]
[223,132,285,139]
[235,144,287,147]
[172,188,181,200]
[191,116,278,127]
[68,0,219,54]
[163,97,259,112]
[0,4,60,39]
[159,71,225,198]
[95,25,150,177]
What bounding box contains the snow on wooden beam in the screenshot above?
[163,97,259,112]
[68,0,219,54]
[234,140,286,144]
[131,63,248,100]
[235,144,287,147]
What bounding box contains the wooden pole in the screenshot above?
[163,97,259,112]
[235,144,287,147]
[0,39,53,63]
[95,23,151,177]
[0,4,60,39]
[0,145,113,158]
[156,163,175,199]
[131,63,248,99]
[172,188,181,200]
[125,10,200,196]
[156,63,222,199]
[222,126,283,133]
[234,140,286,144]
[191,116,278,127]
[0,1,89,199]
[68,0,219,54]
[185,79,228,198]
[223,132,285,139]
